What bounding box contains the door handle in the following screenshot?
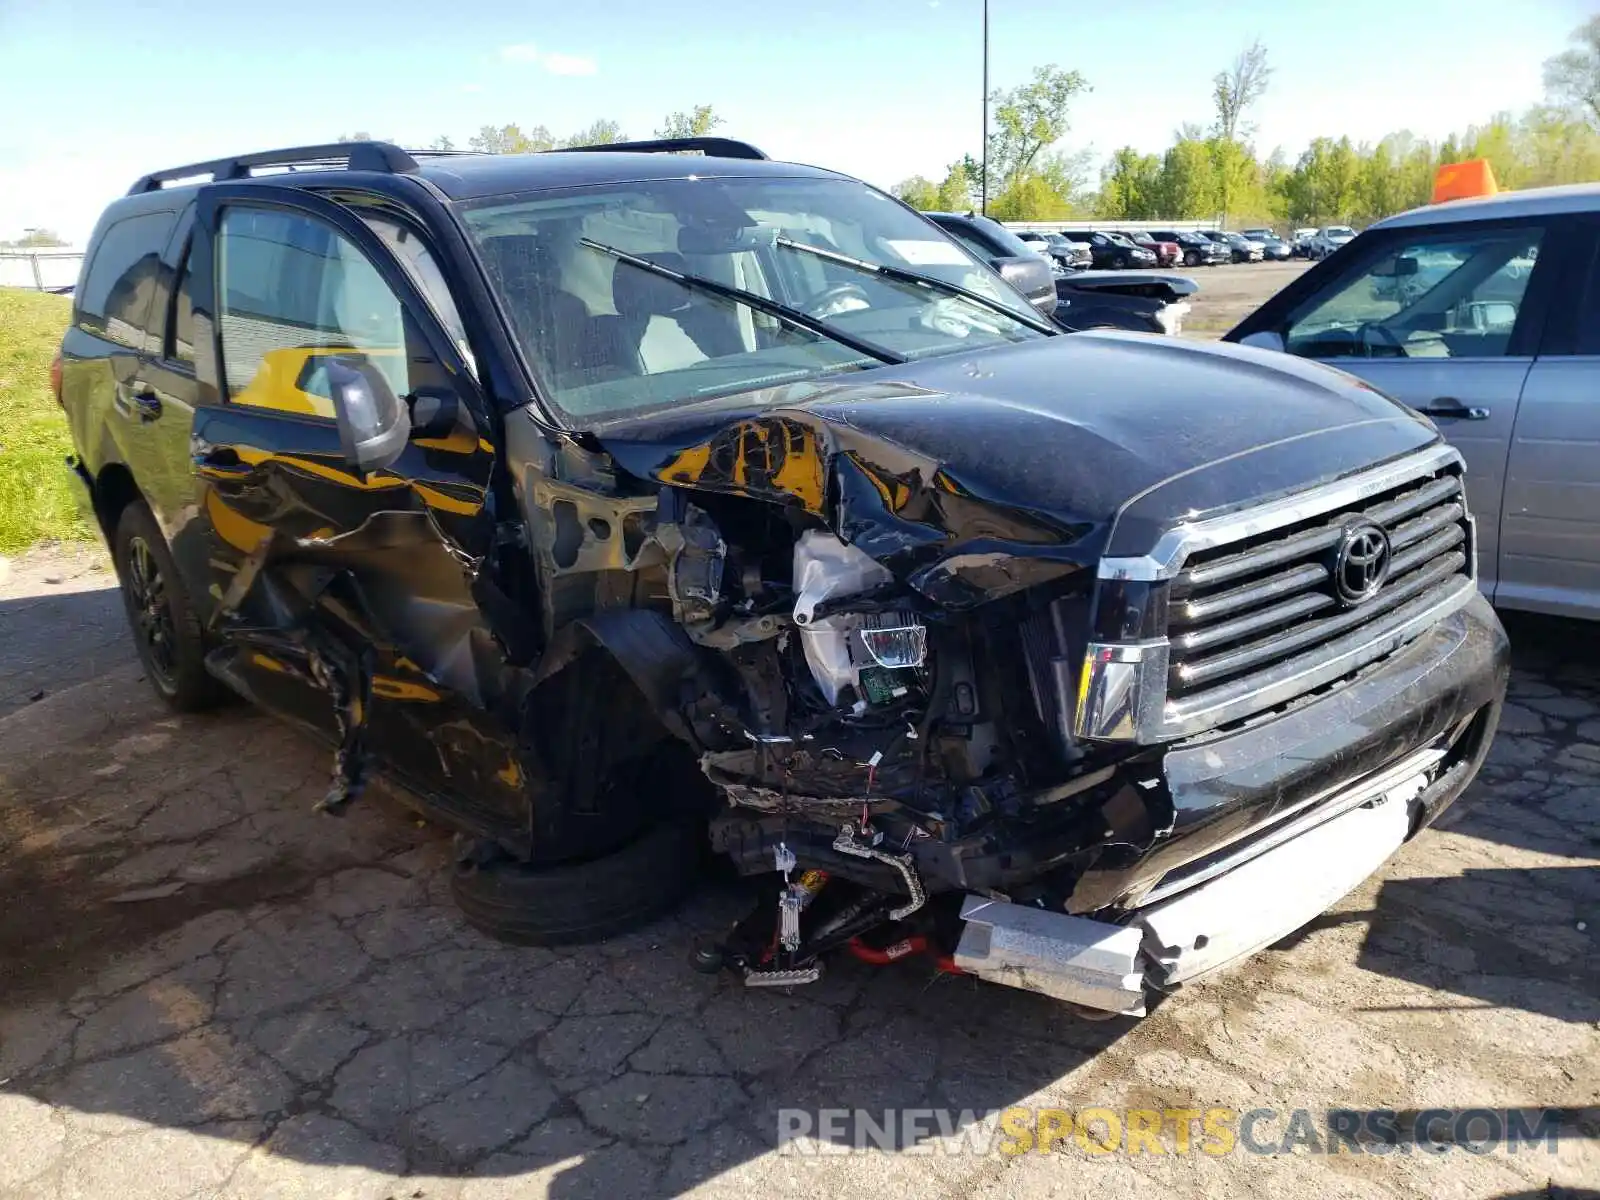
[1415,397,1490,421]
[114,385,163,422]
[193,446,249,474]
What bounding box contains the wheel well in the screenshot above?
[92,463,142,540]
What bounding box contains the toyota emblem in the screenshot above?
[1332,521,1392,606]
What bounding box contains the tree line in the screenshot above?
[341,105,726,157]
[893,16,1600,228]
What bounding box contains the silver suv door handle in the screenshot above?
[1415,397,1490,421]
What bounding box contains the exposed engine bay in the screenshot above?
[500,410,1177,994]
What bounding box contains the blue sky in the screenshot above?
[0,0,1590,242]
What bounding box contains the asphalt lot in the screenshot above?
[0,263,1596,1199]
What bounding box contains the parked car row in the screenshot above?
[1010,226,1316,270]
[924,212,1197,336]
[1290,225,1360,258]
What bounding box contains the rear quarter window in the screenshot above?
[75,210,179,350]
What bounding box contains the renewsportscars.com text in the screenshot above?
[776,1106,1568,1156]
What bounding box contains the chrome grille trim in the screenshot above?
[1098,443,1463,583]
[1076,444,1478,743]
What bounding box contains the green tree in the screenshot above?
[1464,113,1525,188]
[988,174,1073,221]
[1210,135,1262,224]
[1212,40,1272,142]
[4,228,66,247]
[1543,15,1600,127]
[934,161,975,211]
[430,135,456,152]
[1156,136,1218,218]
[891,175,942,210]
[655,105,724,138]
[561,119,626,148]
[468,124,555,154]
[1517,106,1600,186]
[986,65,1091,191]
[1098,147,1162,218]
[1277,136,1362,224]
[1356,140,1400,225]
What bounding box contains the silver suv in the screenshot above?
[1229,182,1600,619]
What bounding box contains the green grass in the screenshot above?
[0,288,94,553]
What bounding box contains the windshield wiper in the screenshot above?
[772,236,1058,335]
[578,238,906,365]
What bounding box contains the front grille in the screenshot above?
[1164,463,1473,725]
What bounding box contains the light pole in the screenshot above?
[980,0,989,215]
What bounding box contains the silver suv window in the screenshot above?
[1285,228,1544,360]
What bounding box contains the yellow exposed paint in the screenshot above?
[655,418,826,515]
[231,345,407,419]
[412,482,483,517]
[371,676,441,703]
[251,651,290,674]
[204,489,274,553]
[661,443,713,486]
[496,759,524,788]
[413,428,480,455]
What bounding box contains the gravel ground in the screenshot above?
[1,551,1596,1200]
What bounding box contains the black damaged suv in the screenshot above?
[59,139,1507,1015]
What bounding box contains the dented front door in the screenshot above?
[185,186,529,835]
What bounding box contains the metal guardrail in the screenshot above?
[1003,220,1221,234]
[0,250,84,292]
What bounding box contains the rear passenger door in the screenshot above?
[62,208,180,530]
[1497,216,1600,618]
[136,212,213,596]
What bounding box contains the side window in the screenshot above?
[166,246,196,365]
[1284,226,1544,361]
[359,215,475,372]
[217,208,410,419]
[75,211,178,350]
[942,227,995,262]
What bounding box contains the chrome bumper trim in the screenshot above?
[955,760,1432,1014]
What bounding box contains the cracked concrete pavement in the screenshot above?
[0,555,1596,1199]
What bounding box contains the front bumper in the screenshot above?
[954,593,1509,1014]
[955,766,1424,1015]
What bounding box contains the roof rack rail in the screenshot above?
[127,141,449,195]
[551,136,768,161]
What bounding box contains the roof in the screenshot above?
[415,151,842,200]
[1373,181,1600,230]
[113,141,846,214]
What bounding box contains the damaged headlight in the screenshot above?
[857,615,927,670]
[801,611,928,709]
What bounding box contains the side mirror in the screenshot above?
[324,355,411,475]
[1239,330,1287,353]
[408,387,462,440]
[993,256,1059,316]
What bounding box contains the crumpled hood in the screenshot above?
[595,332,1439,603]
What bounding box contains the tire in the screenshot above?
[112,500,225,712]
[450,819,705,946]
